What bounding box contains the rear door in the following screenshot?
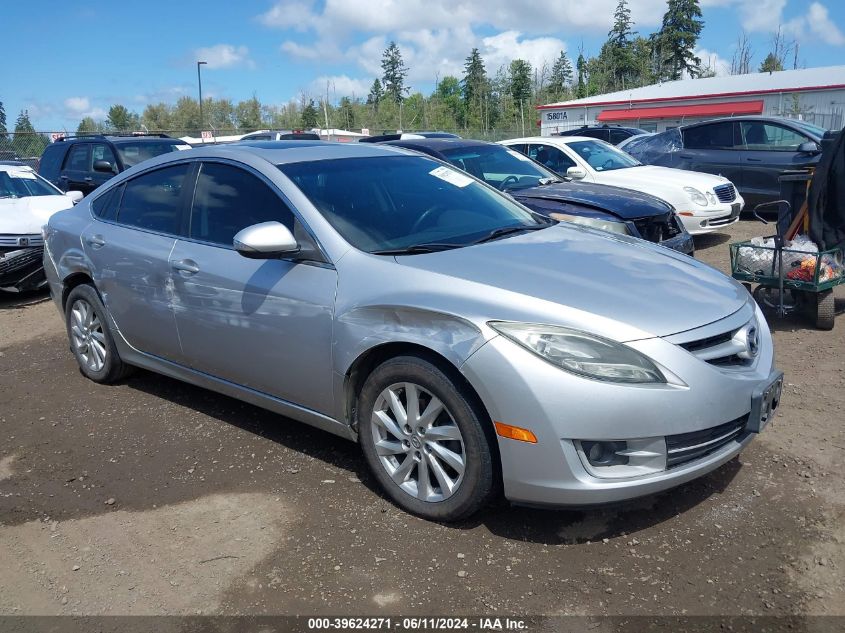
[679,121,743,185]
[738,120,815,205]
[81,162,192,360]
[169,160,337,415]
[89,142,119,190]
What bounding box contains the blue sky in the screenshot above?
[3,0,845,131]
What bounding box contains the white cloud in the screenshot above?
[482,31,567,74]
[64,97,91,114]
[259,0,319,30]
[807,2,845,45]
[194,44,255,69]
[310,75,374,99]
[694,48,731,76]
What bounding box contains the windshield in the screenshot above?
[279,155,547,253]
[792,120,828,138]
[566,139,641,171]
[0,169,62,198]
[115,141,184,168]
[439,144,559,191]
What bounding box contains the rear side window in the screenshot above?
[66,144,90,171]
[683,122,737,150]
[609,129,630,144]
[117,164,190,234]
[38,145,65,179]
[91,184,123,220]
[189,162,294,246]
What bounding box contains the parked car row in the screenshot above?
[42,141,783,521]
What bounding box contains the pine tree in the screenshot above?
[548,51,574,99]
[367,78,384,106]
[759,52,784,73]
[609,0,635,46]
[603,0,638,89]
[338,97,356,130]
[461,48,488,105]
[508,59,533,105]
[300,99,319,128]
[13,110,47,157]
[77,117,100,134]
[0,100,7,135]
[576,53,588,98]
[106,104,138,131]
[657,0,704,80]
[381,41,408,103]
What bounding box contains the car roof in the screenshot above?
[382,138,494,151]
[131,140,415,168]
[53,135,180,145]
[681,115,820,132]
[503,136,607,145]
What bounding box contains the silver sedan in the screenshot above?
[43,142,783,520]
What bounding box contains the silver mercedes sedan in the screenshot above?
[43,142,783,521]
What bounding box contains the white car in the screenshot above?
[501,136,744,235]
[1,164,82,292]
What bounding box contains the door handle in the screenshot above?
[172,259,200,275]
[679,154,694,159]
[84,177,93,182]
[86,235,105,249]
[745,158,762,162]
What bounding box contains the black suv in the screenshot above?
[39,134,187,196]
[555,124,648,145]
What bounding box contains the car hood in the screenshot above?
[394,225,747,339]
[0,196,76,234]
[597,164,734,193]
[511,180,672,220]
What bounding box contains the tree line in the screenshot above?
[0,0,808,146]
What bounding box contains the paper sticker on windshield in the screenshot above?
[175,144,192,151]
[429,166,473,188]
[507,149,531,162]
[11,169,36,179]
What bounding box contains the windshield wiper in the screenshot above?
[371,243,464,255]
[472,224,547,245]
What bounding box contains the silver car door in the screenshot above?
[169,160,337,416]
[81,163,192,361]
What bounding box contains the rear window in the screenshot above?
[91,184,123,220]
[117,164,190,234]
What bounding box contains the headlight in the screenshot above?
[684,186,708,207]
[489,322,665,384]
[706,191,717,205]
[549,213,631,235]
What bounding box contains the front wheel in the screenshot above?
[357,355,496,521]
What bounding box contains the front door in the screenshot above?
[679,121,743,187]
[60,143,95,194]
[169,161,336,415]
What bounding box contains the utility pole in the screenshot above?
[197,61,207,134]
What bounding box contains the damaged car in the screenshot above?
[1,164,82,293]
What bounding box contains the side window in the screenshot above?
[117,163,190,234]
[91,184,123,220]
[65,144,90,171]
[741,122,809,151]
[91,143,118,169]
[190,162,294,246]
[609,129,629,144]
[581,129,609,141]
[38,145,65,179]
[529,144,577,174]
[507,143,528,155]
[683,122,737,150]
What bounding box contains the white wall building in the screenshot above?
[538,66,845,136]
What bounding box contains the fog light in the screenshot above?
[575,437,667,479]
[699,220,708,227]
[582,440,629,466]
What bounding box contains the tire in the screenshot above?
[65,284,132,383]
[357,355,496,522]
[814,290,835,331]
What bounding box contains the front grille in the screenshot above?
[0,234,44,248]
[633,212,683,244]
[679,325,753,368]
[0,247,44,281]
[666,415,749,468]
[713,183,737,203]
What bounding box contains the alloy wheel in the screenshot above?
[70,299,107,372]
[370,382,466,502]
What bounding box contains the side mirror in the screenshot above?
[66,190,84,204]
[233,221,299,259]
[797,141,820,154]
[566,166,587,180]
[93,160,115,173]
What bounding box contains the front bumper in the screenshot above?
[460,307,779,506]
[0,247,47,293]
[678,200,745,235]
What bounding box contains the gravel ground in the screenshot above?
[0,218,843,620]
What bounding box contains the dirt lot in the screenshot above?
[1,219,843,622]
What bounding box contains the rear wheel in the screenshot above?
[813,290,835,330]
[358,355,495,521]
[65,284,132,383]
